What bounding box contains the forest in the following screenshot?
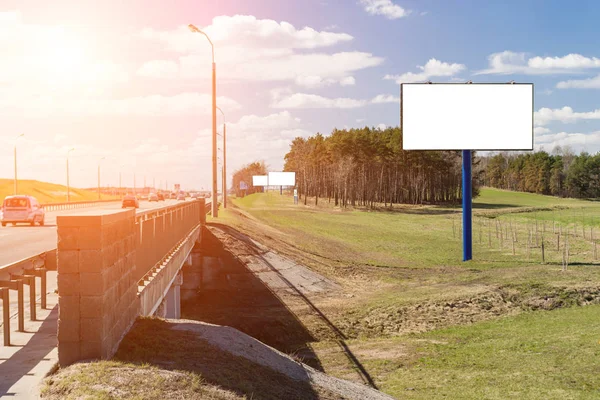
[231,127,599,206]
[282,127,480,207]
[478,148,600,198]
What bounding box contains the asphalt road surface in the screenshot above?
[0,199,182,267]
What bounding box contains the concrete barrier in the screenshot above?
[56,198,207,366]
[42,199,120,212]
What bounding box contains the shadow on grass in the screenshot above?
[181,226,323,371]
[473,202,521,209]
[371,206,460,216]
[114,318,330,400]
[207,223,380,390]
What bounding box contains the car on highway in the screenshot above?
[177,193,186,201]
[1,195,45,227]
[157,193,165,201]
[148,193,159,202]
[121,195,139,208]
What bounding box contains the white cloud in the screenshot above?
[207,111,313,173]
[271,92,401,109]
[295,75,335,88]
[53,134,67,143]
[534,127,551,135]
[137,16,382,83]
[476,51,600,75]
[376,123,387,130]
[340,76,356,86]
[137,60,179,79]
[534,131,600,154]
[384,58,465,83]
[294,75,356,88]
[272,93,366,109]
[142,51,383,83]
[371,94,399,103]
[556,74,600,89]
[139,15,353,52]
[535,106,600,126]
[0,11,129,95]
[356,118,366,123]
[360,0,410,19]
[0,91,241,118]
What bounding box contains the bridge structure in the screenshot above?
[0,198,210,368]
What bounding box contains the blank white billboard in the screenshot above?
[252,175,268,186]
[268,171,296,186]
[401,83,533,150]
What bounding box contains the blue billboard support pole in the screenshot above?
[462,150,473,261]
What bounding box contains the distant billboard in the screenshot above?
[401,83,533,150]
[252,175,268,186]
[268,171,296,186]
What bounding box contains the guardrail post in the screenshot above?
[0,279,26,332]
[17,280,24,331]
[25,267,47,310]
[2,288,9,346]
[10,274,36,321]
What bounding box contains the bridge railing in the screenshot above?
[1,199,213,348]
[41,199,120,212]
[134,200,209,284]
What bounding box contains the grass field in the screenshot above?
[0,179,118,203]
[219,187,600,399]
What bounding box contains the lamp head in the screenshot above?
[188,24,200,33]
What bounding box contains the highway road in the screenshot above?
[0,199,182,267]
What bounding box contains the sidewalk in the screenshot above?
[0,271,58,399]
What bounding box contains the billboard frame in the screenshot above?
[400,82,534,151]
[400,81,534,261]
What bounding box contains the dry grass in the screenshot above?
[0,178,119,203]
[41,318,345,400]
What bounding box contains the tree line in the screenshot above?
[231,161,267,197]
[479,147,600,198]
[282,127,481,207]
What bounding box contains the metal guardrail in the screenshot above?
[41,199,120,212]
[0,250,55,346]
[0,199,213,346]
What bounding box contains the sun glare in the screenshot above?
[38,29,88,87]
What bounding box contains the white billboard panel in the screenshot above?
[268,171,296,186]
[252,175,268,186]
[401,83,533,150]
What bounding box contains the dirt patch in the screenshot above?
[337,284,600,338]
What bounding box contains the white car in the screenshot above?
[1,195,45,227]
[148,193,159,202]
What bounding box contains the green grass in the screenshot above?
[220,189,600,398]
[0,179,119,203]
[227,189,600,273]
[474,187,587,209]
[374,304,600,399]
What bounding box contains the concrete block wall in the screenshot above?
[56,209,140,366]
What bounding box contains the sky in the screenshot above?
[1,0,600,190]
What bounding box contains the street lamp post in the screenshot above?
[216,106,227,209]
[119,164,125,196]
[98,157,106,200]
[67,147,75,202]
[189,23,218,217]
[14,133,24,195]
